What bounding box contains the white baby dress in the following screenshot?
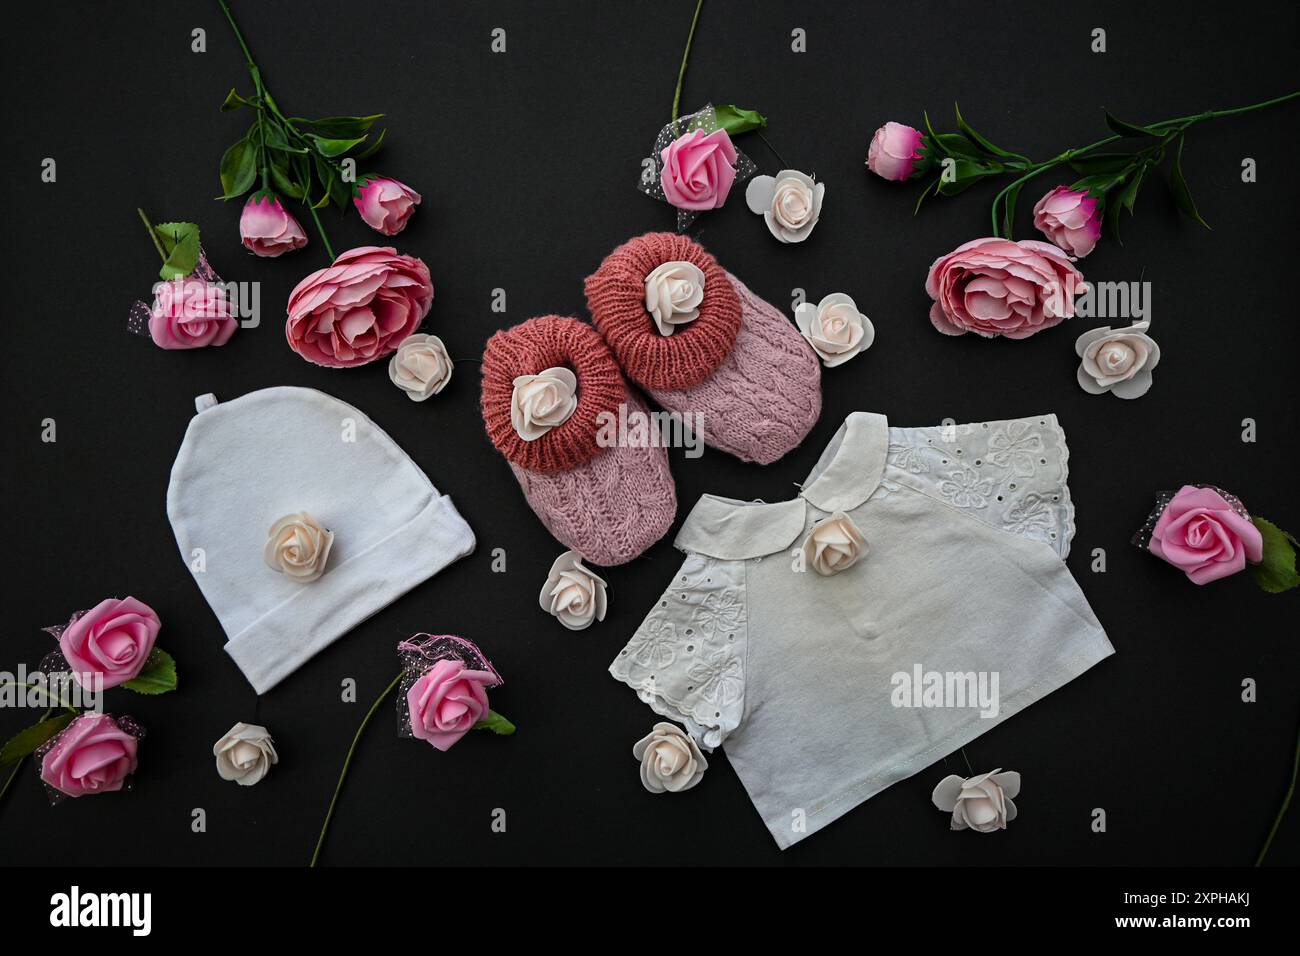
[610,412,1114,848]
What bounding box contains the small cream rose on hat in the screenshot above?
[794,293,874,366]
[802,512,867,575]
[745,169,825,243]
[633,722,708,793]
[511,367,578,441]
[388,333,453,401]
[214,722,279,786]
[932,768,1020,832]
[264,512,334,583]
[1075,320,1160,399]
[539,550,608,630]
[644,260,705,336]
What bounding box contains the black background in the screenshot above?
[2,0,1297,867]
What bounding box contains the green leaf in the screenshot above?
[1068,152,1137,176]
[1104,109,1157,138]
[218,137,258,200]
[269,155,304,199]
[713,104,767,135]
[122,649,178,695]
[1001,182,1023,238]
[307,134,368,158]
[353,127,387,161]
[1250,516,1300,594]
[936,159,1003,196]
[1117,163,1146,214]
[473,710,516,736]
[151,222,201,280]
[292,114,384,138]
[912,177,938,216]
[0,712,74,766]
[219,88,255,112]
[953,103,1022,160]
[1070,170,1128,200]
[1168,134,1210,228]
[921,111,981,161]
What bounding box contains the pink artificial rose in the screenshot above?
[240,191,308,257]
[286,246,433,367]
[40,713,139,798]
[925,236,1084,339]
[406,659,494,752]
[659,128,738,211]
[1150,485,1264,584]
[59,596,161,690]
[354,176,422,236]
[866,122,925,181]
[148,276,238,349]
[1033,186,1102,258]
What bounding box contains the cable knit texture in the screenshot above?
[584,232,740,390]
[650,272,821,464]
[510,390,677,566]
[481,316,625,474]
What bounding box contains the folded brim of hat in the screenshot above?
[585,232,821,465]
[481,315,676,566]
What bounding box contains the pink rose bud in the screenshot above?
[866,122,926,181]
[659,128,738,210]
[353,176,422,236]
[1032,186,1102,258]
[240,190,308,258]
[1148,485,1264,585]
[40,713,140,798]
[59,597,161,690]
[148,276,238,350]
[406,659,495,752]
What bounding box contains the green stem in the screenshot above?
[136,208,168,263]
[310,672,401,867]
[0,682,78,713]
[0,707,55,813]
[671,0,704,122]
[1256,708,1300,866]
[306,204,337,263]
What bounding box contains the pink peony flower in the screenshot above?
[1033,186,1102,258]
[240,191,308,257]
[354,176,422,236]
[406,659,494,752]
[286,246,433,367]
[866,122,925,181]
[659,128,738,211]
[1149,485,1264,585]
[59,597,161,690]
[925,237,1084,339]
[148,276,238,349]
[40,713,140,798]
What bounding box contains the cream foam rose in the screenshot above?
[539,550,608,630]
[932,768,1021,832]
[633,722,708,793]
[354,176,422,236]
[264,512,334,583]
[58,597,161,690]
[866,122,926,181]
[644,260,705,336]
[1033,186,1102,258]
[794,292,874,366]
[1075,320,1160,399]
[746,169,824,243]
[801,512,868,576]
[388,333,453,401]
[659,127,739,211]
[214,722,278,786]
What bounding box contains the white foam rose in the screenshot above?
[213,722,279,786]
[388,333,453,401]
[1075,320,1160,399]
[794,292,874,366]
[745,169,825,243]
[644,260,705,336]
[801,511,867,576]
[511,366,578,440]
[264,512,334,583]
[633,722,708,793]
[539,550,608,630]
[932,768,1021,832]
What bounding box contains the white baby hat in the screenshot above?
[166,386,475,693]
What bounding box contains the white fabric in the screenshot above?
[610,412,1112,849]
[167,386,475,693]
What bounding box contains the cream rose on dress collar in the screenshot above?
[264,512,333,583]
[644,260,705,336]
[388,333,453,401]
[511,366,578,440]
[745,169,825,243]
[802,511,867,575]
[1075,320,1160,399]
[214,722,278,786]
[539,550,608,630]
[633,722,708,793]
[932,768,1020,832]
[794,293,874,366]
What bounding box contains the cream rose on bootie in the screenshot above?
[801,512,867,575]
[214,722,278,786]
[539,550,608,630]
[510,367,578,440]
[794,293,874,366]
[1075,320,1160,399]
[389,333,453,401]
[264,512,334,583]
[644,260,705,336]
[746,169,825,243]
[633,722,708,793]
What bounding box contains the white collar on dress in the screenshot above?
[674,412,889,560]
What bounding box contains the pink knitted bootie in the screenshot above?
[584,233,822,465]
[481,315,676,566]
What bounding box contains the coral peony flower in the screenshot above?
[1033,186,1102,258]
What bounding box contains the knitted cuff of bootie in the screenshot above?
[585,233,822,465]
[480,315,676,566]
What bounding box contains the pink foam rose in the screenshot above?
[240,191,308,257]
[1150,485,1264,585]
[286,246,433,367]
[59,596,161,690]
[866,122,925,181]
[659,128,738,211]
[406,659,494,752]
[354,176,422,236]
[148,276,238,349]
[40,713,139,798]
[1033,186,1102,258]
[925,236,1084,339]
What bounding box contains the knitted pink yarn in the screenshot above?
[481,316,625,474]
[510,391,677,566]
[649,272,821,465]
[584,232,740,390]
